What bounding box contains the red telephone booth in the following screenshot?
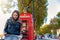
[19,13,34,40]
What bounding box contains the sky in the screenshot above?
[0,0,60,34]
[46,0,60,24]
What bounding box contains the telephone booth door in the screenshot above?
[21,20,28,40]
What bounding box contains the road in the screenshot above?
[0,38,59,40]
[37,39,58,40]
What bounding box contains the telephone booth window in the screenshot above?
[22,20,27,26]
[22,20,27,29]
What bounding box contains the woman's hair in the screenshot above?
[12,10,20,21]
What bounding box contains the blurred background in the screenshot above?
[0,0,60,40]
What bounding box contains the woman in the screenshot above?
[4,10,21,40]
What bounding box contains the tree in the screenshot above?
[0,0,17,13]
[56,12,60,29]
[57,12,60,17]
[40,24,51,34]
[49,17,59,34]
[17,0,47,34]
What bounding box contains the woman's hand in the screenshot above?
[4,33,7,36]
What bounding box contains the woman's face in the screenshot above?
[12,12,18,20]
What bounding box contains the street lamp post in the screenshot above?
[32,0,34,15]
